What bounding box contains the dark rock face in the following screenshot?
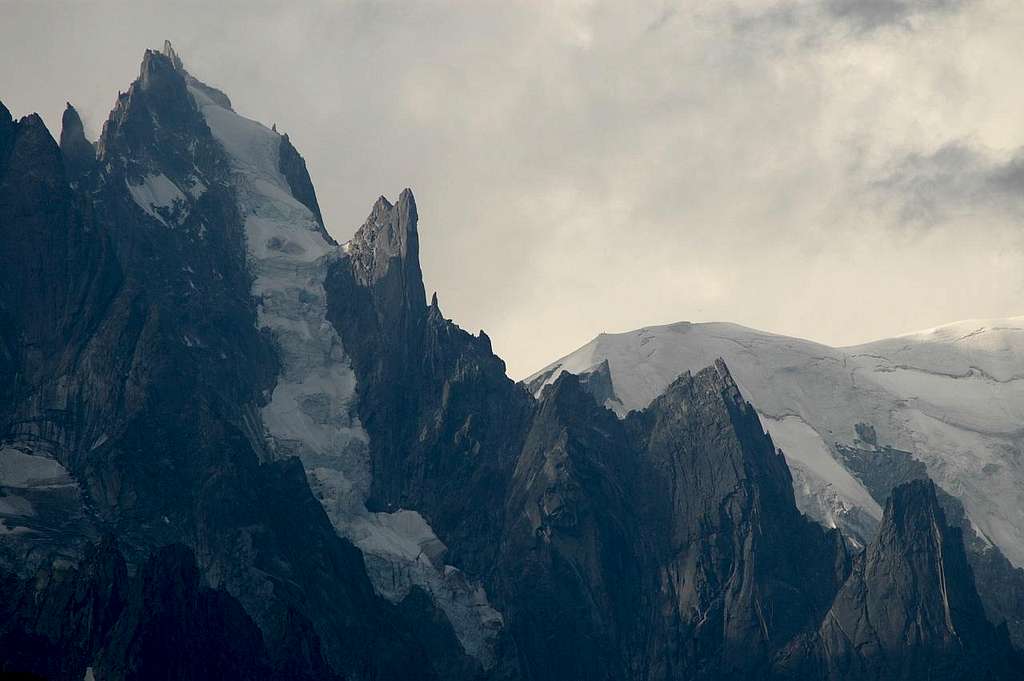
[626,363,850,680]
[963,538,1024,651]
[523,358,622,412]
[96,543,341,681]
[0,106,118,571]
[579,358,621,409]
[59,103,95,181]
[0,536,127,680]
[326,192,532,578]
[789,480,1021,681]
[495,372,647,681]
[838,441,1024,648]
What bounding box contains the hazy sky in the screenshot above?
[3,1,1024,378]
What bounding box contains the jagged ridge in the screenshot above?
[1,42,1020,681]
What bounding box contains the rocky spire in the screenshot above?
[138,47,180,94]
[161,39,184,71]
[630,359,849,677]
[97,46,205,169]
[3,113,62,188]
[346,188,427,321]
[60,103,95,179]
[815,479,1019,680]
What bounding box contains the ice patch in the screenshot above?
[186,175,207,199]
[191,83,503,665]
[0,447,74,489]
[126,173,187,226]
[0,446,78,537]
[762,415,882,522]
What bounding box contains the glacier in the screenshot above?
[187,79,502,665]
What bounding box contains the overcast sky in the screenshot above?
[3,0,1024,378]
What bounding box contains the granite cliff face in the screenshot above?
[777,480,1019,680]
[1,44,1020,680]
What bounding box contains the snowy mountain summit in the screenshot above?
[527,318,1024,568]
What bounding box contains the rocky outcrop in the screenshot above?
[838,441,1024,648]
[327,194,533,673]
[495,371,647,680]
[578,358,621,410]
[0,101,15,169]
[59,103,95,182]
[781,479,1021,680]
[0,104,119,571]
[626,362,850,680]
[95,543,341,681]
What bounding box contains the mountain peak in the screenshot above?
[19,112,48,131]
[654,358,747,420]
[885,477,943,532]
[371,194,393,217]
[397,186,417,211]
[60,102,94,178]
[814,477,1020,678]
[98,44,202,163]
[161,40,183,71]
[348,190,424,306]
[138,47,179,93]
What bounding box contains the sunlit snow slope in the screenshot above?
[527,318,1024,567]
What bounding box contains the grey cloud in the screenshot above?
[733,0,973,38]
[872,143,1024,226]
[824,0,972,32]
[645,4,679,33]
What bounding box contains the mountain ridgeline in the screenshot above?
[0,44,1020,680]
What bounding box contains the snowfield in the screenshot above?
[126,172,188,226]
[527,318,1024,567]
